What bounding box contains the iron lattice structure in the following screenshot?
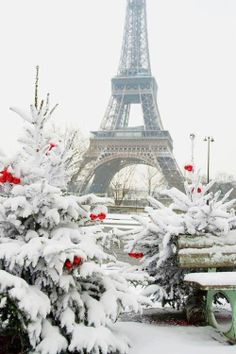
[76,0,183,194]
[100,0,162,131]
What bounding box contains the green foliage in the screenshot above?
[0,295,29,353]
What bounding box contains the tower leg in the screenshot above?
[156,156,184,191]
[89,162,122,194]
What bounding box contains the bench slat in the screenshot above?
[179,259,236,268]
[178,232,236,250]
[184,272,236,290]
[178,253,236,268]
[178,232,236,269]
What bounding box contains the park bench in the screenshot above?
[178,230,236,343]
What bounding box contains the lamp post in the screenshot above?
[204,136,214,183]
[189,133,196,170]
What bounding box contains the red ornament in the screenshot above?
[0,168,21,185]
[0,174,6,183]
[64,259,73,269]
[6,173,13,183]
[12,177,21,185]
[73,256,82,265]
[184,164,193,172]
[0,168,8,175]
[49,143,56,151]
[191,187,202,194]
[98,212,106,220]
[128,252,144,259]
[0,169,10,182]
[90,213,98,221]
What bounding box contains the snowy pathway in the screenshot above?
[114,322,236,354]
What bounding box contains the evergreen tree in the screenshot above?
[0,70,148,354]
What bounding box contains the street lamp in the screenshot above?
[189,133,196,169]
[204,136,214,184]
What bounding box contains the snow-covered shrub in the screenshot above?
[126,173,236,309]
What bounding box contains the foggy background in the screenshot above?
[0,0,236,178]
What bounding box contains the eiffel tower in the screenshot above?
[77,0,183,194]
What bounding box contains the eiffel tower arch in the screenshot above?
[77,0,184,194]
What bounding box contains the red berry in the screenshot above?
[12,177,21,185]
[128,252,144,259]
[191,187,202,194]
[0,168,8,176]
[98,212,106,220]
[184,164,193,172]
[49,143,56,151]
[0,175,6,183]
[64,260,73,269]
[6,174,14,183]
[90,213,97,221]
[73,256,82,265]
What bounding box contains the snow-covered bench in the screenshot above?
[177,232,236,342]
[184,272,236,343]
[177,232,236,269]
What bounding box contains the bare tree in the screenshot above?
[109,166,136,205]
[139,165,165,196]
[109,165,166,205]
[60,127,89,193]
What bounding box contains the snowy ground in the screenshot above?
[112,307,236,354]
[114,321,236,354]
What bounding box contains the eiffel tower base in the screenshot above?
[79,130,184,195]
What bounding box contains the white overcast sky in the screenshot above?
[0,0,236,178]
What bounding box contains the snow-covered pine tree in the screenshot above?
[126,172,236,309]
[0,68,148,354]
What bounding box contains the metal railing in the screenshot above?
[91,130,172,141]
